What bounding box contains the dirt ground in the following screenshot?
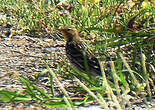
[0,25,67,90]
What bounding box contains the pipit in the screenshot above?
[59,27,102,76]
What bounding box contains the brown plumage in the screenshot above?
[59,27,102,76]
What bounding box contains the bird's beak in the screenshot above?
[58,27,68,39]
[58,27,65,32]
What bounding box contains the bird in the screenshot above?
[59,26,102,76]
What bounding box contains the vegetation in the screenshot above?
[0,0,154,109]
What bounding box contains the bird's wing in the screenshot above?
[66,42,86,72]
[75,42,101,75]
[66,41,101,75]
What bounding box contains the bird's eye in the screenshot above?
[67,28,71,31]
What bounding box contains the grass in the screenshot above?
[0,0,154,109]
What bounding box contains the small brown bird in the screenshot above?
[59,27,102,76]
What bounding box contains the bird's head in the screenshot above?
[58,27,79,42]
